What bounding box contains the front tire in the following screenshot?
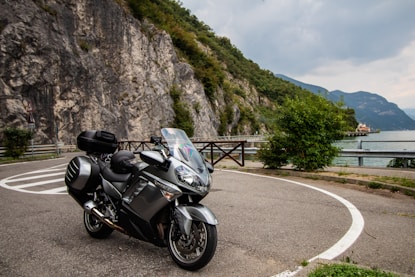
[167,221,217,271]
[83,211,114,239]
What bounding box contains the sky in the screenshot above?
[180,0,415,109]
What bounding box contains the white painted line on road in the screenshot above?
[220,170,365,277]
[0,158,67,167]
[11,178,64,189]
[0,165,68,195]
[41,186,67,194]
[5,172,65,183]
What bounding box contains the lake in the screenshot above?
[333,130,415,167]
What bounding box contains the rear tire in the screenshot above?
[167,221,217,271]
[83,211,114,239]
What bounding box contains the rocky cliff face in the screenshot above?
[0,0,222,143]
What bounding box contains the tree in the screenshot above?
[3,128,33,158]
[258,94,348,171]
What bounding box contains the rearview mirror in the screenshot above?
[140,151,170,171]
[140,151,164,166]
[205,161,214,173]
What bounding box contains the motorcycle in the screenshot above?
[65,128,218,271]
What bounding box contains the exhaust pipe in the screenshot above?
[84,200,128,235]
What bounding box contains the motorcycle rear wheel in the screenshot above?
[83,211,114,239]
[167,221,217,271]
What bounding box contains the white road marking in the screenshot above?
[5,172,64,183]
[0,164,68,195]
[12,178,64,189]
[41,186,68,194]
[0,157,67,167]
[220,170,365,277]
[1,164,365,274]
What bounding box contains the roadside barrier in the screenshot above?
[0,143,76,158]
[2,139,414,168]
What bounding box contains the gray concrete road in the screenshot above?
[0,155,414,276]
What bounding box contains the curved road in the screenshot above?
[0,155,414,276]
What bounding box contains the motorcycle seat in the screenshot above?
[102,166,131,192]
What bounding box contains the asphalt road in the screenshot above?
[0,155,414,276]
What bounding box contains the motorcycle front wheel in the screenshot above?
[167,220,217,271]
[83,211,114,239]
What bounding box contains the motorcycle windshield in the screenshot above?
[161,128,206,174]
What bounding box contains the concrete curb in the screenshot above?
[262,168,415,197]
[215,160,415,198]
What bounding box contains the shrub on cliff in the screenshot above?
[170,86,194,137]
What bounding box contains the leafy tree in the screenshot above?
[344,107,359,130]
[3,128,33,158]
[259,94,348,171]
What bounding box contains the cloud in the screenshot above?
[181,0,415,108]
[295,39,415,108]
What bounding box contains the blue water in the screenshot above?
[333,130,415,167]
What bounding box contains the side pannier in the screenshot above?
[65,156,100,192]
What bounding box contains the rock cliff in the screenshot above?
[1,0,224,143]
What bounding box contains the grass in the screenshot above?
[300,260,309,267]
[374,176,415,188]
[368,182,383,189]
[308,263,398,277]
[0,154,60,164]
[334,171,415,189]
[337,171,350,176]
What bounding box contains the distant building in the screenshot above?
[356,123,371,133]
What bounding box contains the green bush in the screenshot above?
[257,133,289,168]
[3,128,33,158]
[258,94,347,171]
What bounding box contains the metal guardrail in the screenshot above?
[198,147,415,167]
[192,141,247,166]
[0,144,76,158]
[2,139,414,168]
[117,141,154,152]
[116,139,415,167]
[339,149,415,166]
[192,135,265,142]
[117,140,248,167]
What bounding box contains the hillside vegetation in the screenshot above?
[126,0,356,134]
[0,0,357,144]
[128,0,304,102]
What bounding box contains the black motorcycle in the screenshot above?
[65,128,218,271]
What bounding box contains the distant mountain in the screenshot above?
[327,90,415,131]
[403,109,415,121]
[276,74,415,131]
[275,74,328,95]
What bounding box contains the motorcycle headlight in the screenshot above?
[175,166,209,193]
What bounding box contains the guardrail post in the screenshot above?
[210,143,214,165]
[30,139,34,157]
[241,141,245,166]
[357,140,363,166]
